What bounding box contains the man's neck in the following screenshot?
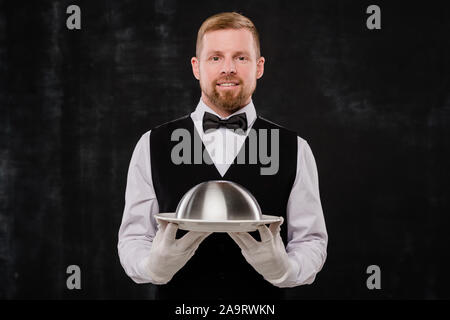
[201,95,250,118]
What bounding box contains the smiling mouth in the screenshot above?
[216,82,239,87]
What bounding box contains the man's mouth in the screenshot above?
[216,79,240,87]
[216,81,240,87]
[217,83,239,87]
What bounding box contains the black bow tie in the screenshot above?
[202,112,248,133]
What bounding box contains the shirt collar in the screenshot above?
[191,98,257,128]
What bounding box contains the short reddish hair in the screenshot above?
[196,12,261,58]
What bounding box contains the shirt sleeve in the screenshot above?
[117,131,160,283]
[276,136,328,287]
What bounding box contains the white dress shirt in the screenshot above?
[118,98,328,288]
[191,99,257,176]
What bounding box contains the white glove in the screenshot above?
[228,217,293,286]
[142,220,211,284]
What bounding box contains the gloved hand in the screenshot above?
[228,217,293,286]
[142,220,211,284]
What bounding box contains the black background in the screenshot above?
[0,0,449,299]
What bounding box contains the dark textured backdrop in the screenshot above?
[0,0,449,299]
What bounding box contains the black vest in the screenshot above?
[149,115,298,300]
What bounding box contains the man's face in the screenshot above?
[191,29,265,115]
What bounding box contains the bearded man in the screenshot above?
[118,12,328,300]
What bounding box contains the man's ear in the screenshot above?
[191,57,200,80]
[256,56,265,79]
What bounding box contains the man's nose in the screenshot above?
[221,58,236,74]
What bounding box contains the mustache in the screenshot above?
[214,77,242,84]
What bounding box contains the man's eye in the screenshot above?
[238,56,247,61]
[211,56,220,61]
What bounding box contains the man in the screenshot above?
[118,12,328,300]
